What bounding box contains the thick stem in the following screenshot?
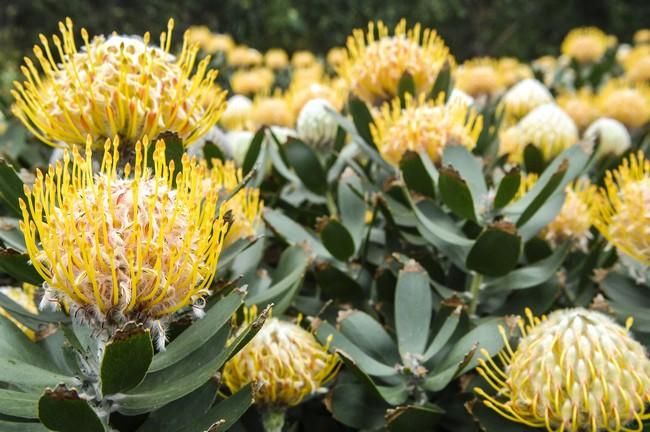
[261,408,286,432]
[326,191,338,218]
[468,272,483,316]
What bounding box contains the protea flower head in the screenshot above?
[230,67,275,96]
[557,89,601,131]
[499,103,578,163]
[296,98,339,149]
[289,81,347,119]
[228,45,263,68]
[326,47,347,69]
[338,19,452,105]
[475,307,650,432]
[220,95,253,131]
[500,78,553,126]
[292,50,317,69]
[249,93,295,129]
[597,80,650,129]
[544,179,597,252]
[634,29,650,45]
[497,57,533,87]
[584,118,631,158]
[623,45,650,83]
[223,306,340,408]
[264,49,289,70]
[370,93,483,166]
[19,136,239,344]
[454,57,503,98]
[561,27,616,64]
[593,151,650,266]
[12,18,225,148]
[186,26,234,54]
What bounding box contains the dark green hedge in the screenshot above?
[1,0,649,66]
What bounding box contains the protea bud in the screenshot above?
[584,118,631,158]
[296,99,339,150]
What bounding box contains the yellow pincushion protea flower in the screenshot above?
[455,57,504,98]
[499,103,578,163]
[326,47,347,69]
[544,179,596,252]
[475,308,650,432]
[557,89,601,131]
[635,29,650,45]
[12,18,225,148]
[209,160,263,247]
[593,152,650,266]
[220,95,253,131]
[597,80,650,129]
[19,136,231,337]
[248,93,295,129]
[228,45,264,68]
[223,306,340,408]
[291,50,317,69]
[289,81,347,118]
[339,19,452,105]
[497,57,533,88]
[561,27,615,64]
[230,67,275,96]
[371,93,483,166]
[622,45,650,83]
[291,63,326,89]
[186,26,234,54]
[264,49,289,70]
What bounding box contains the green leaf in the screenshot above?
[0,420,48,431]
[284,138,328,194]
[137,379,218,432]
[0,249,44,285]
[337,351,409,405]
[203,141,225,167]
[430,62,453,102]
[466,224,522,277]
[516,160,567,228]
[263,208,331,259]
[400,151,436,199]
[523,143,546,174]
[246,245,310,315]
[386,403,445,431]
[482,243,569,293]
[0,389,39,418]
[601,272,650,309]
[395,264,432,357]
[316,265,365,302]
[442,145,488,199]
[178,384,254,432]
[339,311,400,366]
[0,159,27,217]
[422,308,461,361]
[330,372,390,429]
[0,358,77,388]
[397,73,415,107]
[338,173,366,249]
[150,290,245,372]
[119,309,268,413]
[100,324,153,395]
[438,318,503,376]
[348,98,376,149]
[320,219,355,261]
[316,322,396,377]
[493,168,521,209]
[438,167,476,221]
[39,386,105,432]
[242,127,266,175]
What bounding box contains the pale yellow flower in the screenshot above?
[230,67,275,96]
[597,80,650,128]
[12,18,225,148]
[370,93,482,166]
[634,29,650,45]
[338,19,452,105]
[623,45,650,83]
[228,45,263,68]
[223,306,339,407]
[500,79,553,126]
[557,89,601,131]
[593,151,650,266]
[265,49,289,70]
[455,57,503,97]
[326,47,346,69]
[497,57,533,88]
[19,136,230,328]
[291,50,317,69]
[249,93,295,129]
[561,27,615,64]
[476,308,650,432]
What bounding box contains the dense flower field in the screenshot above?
[0,16,649,432]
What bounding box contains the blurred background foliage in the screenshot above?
[1,0,649,69]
